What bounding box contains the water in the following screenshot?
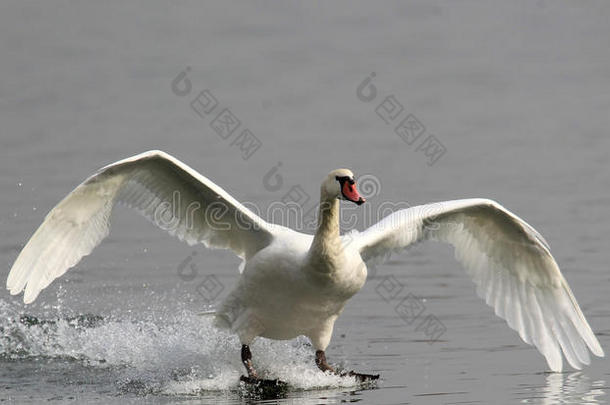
[1,1,609,403]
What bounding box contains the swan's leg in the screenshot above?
[310,320,379,382]
[241,344,257,378]
[239,344,287,389]
[315,350,380,382]
[315,350,335,373]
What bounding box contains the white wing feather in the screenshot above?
[354,198,603,371]
[7,150,274,303]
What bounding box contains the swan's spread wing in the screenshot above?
[7,150,274,303]
[354,198,603,371]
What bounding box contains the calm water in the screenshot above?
[1,1,609,404]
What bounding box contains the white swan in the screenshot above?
[6,150,603,381]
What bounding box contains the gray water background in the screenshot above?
[1,1,609,403]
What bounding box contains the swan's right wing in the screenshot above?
[7,150,275,303]
[353,199,603,371]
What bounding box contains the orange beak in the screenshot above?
[342,181,366,205]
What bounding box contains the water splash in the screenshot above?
[0,298,361,396]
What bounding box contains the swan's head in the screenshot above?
[323,169,366,205]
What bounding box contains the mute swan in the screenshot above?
[6,150,603,383]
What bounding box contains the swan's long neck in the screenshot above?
[308,192,344,274]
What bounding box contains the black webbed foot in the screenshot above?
[240,375,289,398]
[341,370,380,382]
[240,375,288,386]
[316,349,380,383]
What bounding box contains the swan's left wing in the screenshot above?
[353,198,603,371]
[7,150,275,304]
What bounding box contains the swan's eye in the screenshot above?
[335,176,353,184]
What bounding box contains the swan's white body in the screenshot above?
[216,227,367,350]
[6,150,604,373]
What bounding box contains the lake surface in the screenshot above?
[1,1,609,403]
